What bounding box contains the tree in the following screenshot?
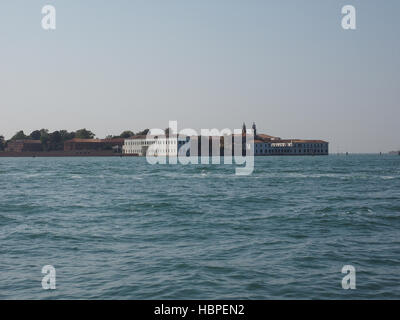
[29,130,41,140]
[49,131,62,150]
[120,131,135,138]
[75,129,95,139]
[59,130,75,141]
[0,135,5,151]
[136,129,149,136]
[11,130,28,140]
[40,131,50,151]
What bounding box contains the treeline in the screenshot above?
[0,129,95,151]
[0,129,150,151]
[106,129,150,139]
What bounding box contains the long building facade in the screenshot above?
[5,140,43,152]
[122,123,329,156]
[64,138,124,151]
[123,135,187,156]
[254,139,328,155]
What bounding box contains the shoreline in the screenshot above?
[0,151,137,157]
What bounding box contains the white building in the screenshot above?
[123,122,328,157]
[254,139,329,156]
[123,135,187,156]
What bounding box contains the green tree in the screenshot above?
[75,129,95,139]
[11,130,28,140]
[136,129,149,136]
[40,131,50,151]
[0,135,5,151]
[29,130,41,140]
[120,131,135,138]
[59,130,75,141]
[48,131,63,150]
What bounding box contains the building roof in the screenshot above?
[253,138,328,144]
[257,134,278,140]
[291,139,328,143]
[267,139,328,144]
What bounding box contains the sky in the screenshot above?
[0,0,399,153]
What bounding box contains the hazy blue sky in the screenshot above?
[0,0,399,152]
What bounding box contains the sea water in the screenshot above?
[0,155,399,299]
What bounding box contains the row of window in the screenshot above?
[123,149,177,154]
[125,139,177,146]
[257,143,327,148]
[255,149,327,154]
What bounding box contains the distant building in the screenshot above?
[254,139,328,155]
[122,123,329,157]
[238,122,327,156]
[123,135,187,156]
[5,140,43,152]
[64,138,124,152]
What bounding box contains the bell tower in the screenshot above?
[242,122,247,135]
[252,122,257,137]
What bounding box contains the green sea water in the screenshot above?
[0,155,399,299]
